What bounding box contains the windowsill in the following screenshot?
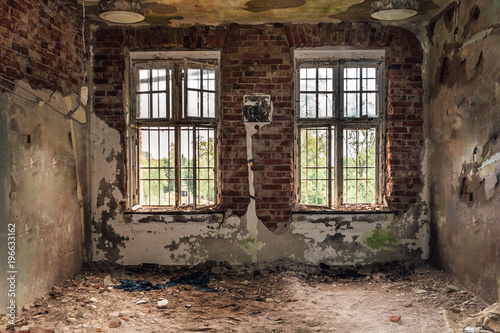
[292,203,392,215]
[125,205,224,215]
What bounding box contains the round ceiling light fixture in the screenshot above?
[99,0,145,24]
[371,0,418,21]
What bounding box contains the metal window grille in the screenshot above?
[296,60,384,208]
[132,59,219,209]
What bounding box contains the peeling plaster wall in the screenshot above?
[427,1,500,303]
[90,23,430,268]
[0,83,88,309]
[90,115,429,266]
[88,113,429,265]
[0,0,87,310]
[0,93,12,310]
[83,0,453,27]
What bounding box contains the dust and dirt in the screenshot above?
[2,260,489,333]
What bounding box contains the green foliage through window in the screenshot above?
[296,60,382,208]
[133,58,219,209]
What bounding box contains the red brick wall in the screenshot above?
[283,23,423,215]
[93,29,127,132]
[93,22,423,228]
[93,26,228,132]
[0,0,83,93]
[221,24,294,227]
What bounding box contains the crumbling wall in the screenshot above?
[427,1,500,303]
[90,23,429,267]
[0,0,88,310]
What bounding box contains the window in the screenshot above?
[294,51,385,209]
[129,52,220,210]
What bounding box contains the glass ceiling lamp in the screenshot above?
[99,0,145,24]
[371,0,418,20]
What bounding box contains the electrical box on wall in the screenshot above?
[242,95,273,123]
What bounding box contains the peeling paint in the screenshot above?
[0,80,86,308]
[244,0,306,13]
[145,2,177,15]
[364,228,398,251]
[460,27,495,50]
[90,114,127,262]
[428,0,500,303]
[90,105,428,265]
[87,24,430,270]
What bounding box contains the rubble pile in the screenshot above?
[0,260,488,333]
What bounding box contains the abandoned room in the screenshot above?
[1,0,499,331]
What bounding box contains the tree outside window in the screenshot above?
[296,59,384,209]
[130,57,219,210]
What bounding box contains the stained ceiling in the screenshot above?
[73,0,454,27]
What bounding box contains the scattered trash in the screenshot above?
[115,270,215,292]
[32,314,47,319]
[388,315,401,323]
[168,270,214,291]
[460,302,500,333]
[104,275,114,287]
[18,328,55,333]
[115,280,167,292]
[157,299,169,308]
[5,260,488,333]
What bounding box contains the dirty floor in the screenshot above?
[2,260,488,333]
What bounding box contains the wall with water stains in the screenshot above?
[0,0,89,310]
[90,111,430,266]
[89,22,430,268]
[427,0,500,303]
[0,83,89,310]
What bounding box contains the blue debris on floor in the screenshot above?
[115,270,215,292]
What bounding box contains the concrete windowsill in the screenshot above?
[123,210,225,223]
[292,210,393,215]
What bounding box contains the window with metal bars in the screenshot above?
[129,55,219,210]
[295,57,385,209]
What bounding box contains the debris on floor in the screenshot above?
[0,260,489,333]
[459,302,500,332]
[114,279,168,292]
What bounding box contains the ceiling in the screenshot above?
[73,0,454,27]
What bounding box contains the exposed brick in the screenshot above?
[92,22,423,220]
[0,0,82,93]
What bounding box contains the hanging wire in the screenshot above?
[0,2,88,125]
[0,74,86,124]
[82,0,87,87]
[0,84,38,102]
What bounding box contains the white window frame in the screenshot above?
[293,49,386,209]
[127,51,221,211]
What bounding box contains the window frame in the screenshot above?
[293,50,386,210]
[127,51,221,211]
